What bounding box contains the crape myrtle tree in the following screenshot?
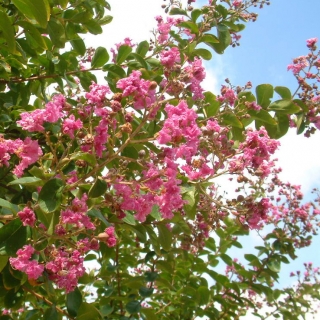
[0,0,320,319]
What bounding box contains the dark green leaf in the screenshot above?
[144,271,158,282]
[0,13,16,53]
[43,305,59,320]
[157,224,172,251]
[4,288,24,309]
[38,179,64,213]
[67,287,83,317]
[46,19,66,48]
[87,209,111,227]
[77,302,102,320]
[139,287,154,297]
[0,199,19,214]
[197,286,210,306]
[17,21,47,50]
[88,178,108,198]
[125,300,141,314]
[91,47,110,68]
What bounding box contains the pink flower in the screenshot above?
[105,226,117,247]
[18,207,36,227]
[160,47,181,68]
[116,70,156,109]
[62,115,83,139]
[306,37,318,48]
[85,82,111,108]
[287,56,309,74]
[12,138,43,177]
[233,0,242,7]
[10,245,44,280]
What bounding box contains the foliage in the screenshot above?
[0,0,320,319]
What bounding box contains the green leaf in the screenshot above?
[66,287,83,317]
[46,19,66,48]
[39,179,64,213]
[0,219,27,256]
[274,86,292,100]
[144,271,158,282]
[256,84,273,109]
[204,92,220,116]
[4,288,24,309]
[267,260,281,273]
[139,287,154,297]
[87,209,111,227]
[200,33,220,44]
[193,48,212,60]
[222,113,243,128]
[136,40,149,57]
[99,15,113,25]
[191,9,202,22]
[157,224,172,251]
[70,152,96,167]
[197,286,210,306]
[169,8,189,16]
[293,99,308,113]
[71,38,86,56]
[0,199,19,214]
[123,212,136,225]
[268,99,301,114]
[125,300,141,314]
[77,302,102,320]
[43,305,59,320]
[88,178,107,198]
[248,109,277,125]
[208,24,231,54]
[179,21,199,34]
[0,12,16,53]
[91,47,110,68]
[141,308,159,320]
[84,20,103,35]
[12,0,50,28]
[8,177,43,187]
[116,45,133,64]
[17,21,47,50]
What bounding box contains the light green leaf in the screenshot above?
[193,48,212,60]
[77,303,102,320]
[0,199,19,214]
[12,0,50,28]
[256,84,273,109]
[274,86,292,100]
[169,8,189,16]
[8,177,43,187]
[268,99,301,114]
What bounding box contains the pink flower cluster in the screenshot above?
[18,207,36,227]
[46,247,85,293]
[85,82,111,108]
[183,58,206,99]
[160,47,181,68]
[155,16,178,44]
[287,56,309,74]
[17,95,65,132]
[117,70,156,109]
[61,194,95,230]
[9,245,44,280]
[217,85,238,106]
[0,136,42,177]
[104,226,117,247]
[306,37,318,48]
[229,127,280,177]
